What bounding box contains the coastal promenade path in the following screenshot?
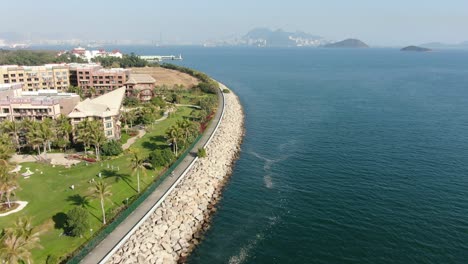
[79,86,224,264]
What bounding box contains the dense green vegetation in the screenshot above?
[91,53,149,68]
[0,50,86,65]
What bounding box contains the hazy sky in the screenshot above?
[2,0,468,45]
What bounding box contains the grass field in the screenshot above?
[0,106,195,262]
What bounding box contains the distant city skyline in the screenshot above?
[2,0,468,46]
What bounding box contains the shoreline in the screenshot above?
[107,85,245,263]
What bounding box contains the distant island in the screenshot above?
[323,39,369,48]
[401,45,432,52]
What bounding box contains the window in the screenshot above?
[105,117,111,121]
[3,109,9,113]
[105,122,112,128]
[2,74,7,78]
[19,79,24,82]
[106,130,113,136]
[10,74,15,77]
[19,73,23,77]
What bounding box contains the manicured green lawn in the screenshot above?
[0,106,196,262]
[120,132,131,145]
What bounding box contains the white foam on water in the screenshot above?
[250,140,297,189]
[228,216,280,264]
[264,174,273,189]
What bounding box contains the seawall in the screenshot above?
[107,86,244,263]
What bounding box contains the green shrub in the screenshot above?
[223,88,230,93]
[151,96,167,108]
[45,255,60,264]
[197,148,207,158]
[123,97,140,107]
[101,140,123,156]
[149,148,175,168]
[66,207,90,237]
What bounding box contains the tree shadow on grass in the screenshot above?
[66,194,100,222]
[101,169,137,193]
[52,212,67,230]
[142,135,168,151]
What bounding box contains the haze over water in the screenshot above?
[114,46,468,263]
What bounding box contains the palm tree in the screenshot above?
[0,164,18,208]
[90,181,112,225]
[177,120,199,145]
[129,151,150,193]
[75,119,93,155]
[120,111,130,133]
[38,119,54,154]
[0,217,42,264]
[166,125,182,156]
[1,120,21,150]
[90,125,107,161]
[0,134,15,160]
[127,110,137,128]
[26,121,43,156]
[54,115,72,151]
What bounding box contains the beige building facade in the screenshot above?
[0,64,70,92]
[0,83,80,122]
[68,87,126,140]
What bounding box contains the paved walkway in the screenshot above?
[121,110,171,151]
[80,87,224,264]
[0,201,28,217]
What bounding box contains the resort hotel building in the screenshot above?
[0,64,70,92]
[68,87,126,139]
[124,74,156,102]
[68,63,130,96]
[0,83,80,122]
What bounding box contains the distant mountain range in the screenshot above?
[204,28,331,47]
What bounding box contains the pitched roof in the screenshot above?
[68,87,125,118]
[125,74,156,85]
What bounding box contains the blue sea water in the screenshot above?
[175,48,468,264]
[40,45,468,263]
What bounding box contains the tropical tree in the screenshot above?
[165,125,182,156]
[75,119,93,155]
[0,217,42,264]
[127,110,137,128]
[39,119,54,153]
[26,121,44,156]
[177,119,199,146]
[0,164,18,208]
[54,115,72,151]
[0,160,18,208]
[1,120,21,150]
[0,134,15,160]
[90,181,112,225]
[66,207,90,237]
[129,151,150,193]
[89,121,107,161]
[120,111,130,133]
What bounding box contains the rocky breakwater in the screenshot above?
[108,89,244,264]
